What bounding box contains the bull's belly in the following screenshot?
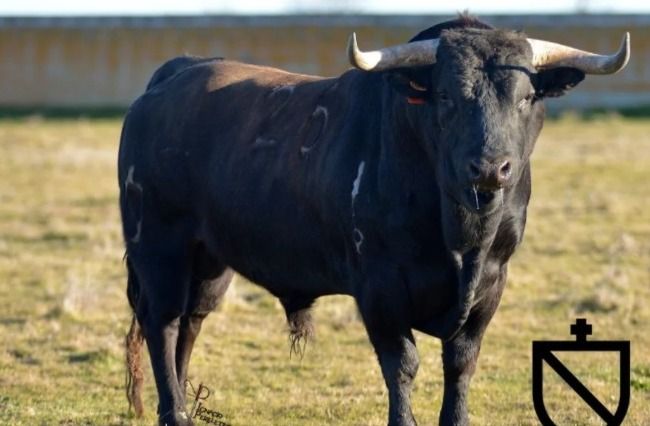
[226,248,350,299]
[198,204,352,298]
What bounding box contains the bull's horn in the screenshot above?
[347,32,439,72]
[528,32,630,74]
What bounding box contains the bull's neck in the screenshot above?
[381,84,425,150]
[372,80,437,203]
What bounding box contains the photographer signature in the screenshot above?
[186,380,232,426]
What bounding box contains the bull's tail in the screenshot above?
[124,257,145,418]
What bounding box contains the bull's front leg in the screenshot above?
[358,276,419,426]
[439,330,481,426]
[369,327,420,426]
[439,272,506,426]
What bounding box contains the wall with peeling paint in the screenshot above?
[0,15,648,109]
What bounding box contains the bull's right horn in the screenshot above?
[347,32,440,72]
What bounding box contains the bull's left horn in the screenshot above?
[347,32,439,72]
[528,32,630,74]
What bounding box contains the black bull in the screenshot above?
[118,16,628,426]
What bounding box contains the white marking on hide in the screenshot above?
[253,137,277,149]
[125,165,143,244]
[131,221,142,244]
[125,165,136,187]
[350,161,366,255]
[124,165,143,194]
[353,228,364,254]
[314,105,329,122]
[271,84,295,95]
[300,105,329,154]
[351,161,365,211]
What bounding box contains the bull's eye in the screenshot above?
[518,92,536,110]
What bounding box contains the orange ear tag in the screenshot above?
[407,97,426,105]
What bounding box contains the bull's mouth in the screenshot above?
[459,186,503,214]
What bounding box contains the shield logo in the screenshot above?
[532,319,630,425]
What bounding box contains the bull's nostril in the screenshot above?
[499,160,512,180]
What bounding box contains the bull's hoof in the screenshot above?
[388,414,417,426]
[159,409,193,426]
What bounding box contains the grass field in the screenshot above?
[0,115,648,425]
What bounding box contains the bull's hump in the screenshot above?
[205,60,327,92]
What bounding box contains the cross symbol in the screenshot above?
[570,318,592,342]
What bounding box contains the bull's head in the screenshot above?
[347,24,629,214]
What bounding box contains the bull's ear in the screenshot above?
[384,68,431,100]
[534,67,585,98]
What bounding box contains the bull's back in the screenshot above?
[119,59,354,296]
[121,61,307,202]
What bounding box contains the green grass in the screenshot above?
[0,107,128,120]
[0,116,648,425]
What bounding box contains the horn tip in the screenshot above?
[622,31,631,53]
[347,32,378,71]
[347,32,357,49]
[346,32,360,68]
[616,31,631,73]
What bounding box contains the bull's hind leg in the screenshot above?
[176,266,233,394]
[132,249,193,426]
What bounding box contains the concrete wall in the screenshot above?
[0,14,648,109]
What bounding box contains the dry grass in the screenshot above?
[0,115,648,425]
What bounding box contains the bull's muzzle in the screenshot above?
[468,157,513,191]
